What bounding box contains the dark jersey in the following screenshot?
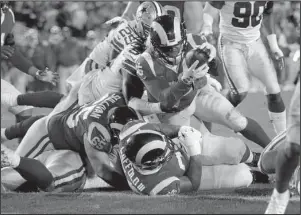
[119,120,190,195]
[134,33,207,110]
[48,93,126,153]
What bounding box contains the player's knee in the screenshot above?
[225,108,247,132]
[227,91,248,107]
[221,138,246,165]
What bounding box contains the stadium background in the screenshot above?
[1,1,300,95]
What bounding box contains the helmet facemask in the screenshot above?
[150,15,187,66]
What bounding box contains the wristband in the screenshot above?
[188,145,202,157]
[267,34,279,50]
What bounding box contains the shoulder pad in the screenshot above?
[86,122,112,152]
[136,52,157,81]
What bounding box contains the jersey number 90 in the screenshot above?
[232,2,267,28]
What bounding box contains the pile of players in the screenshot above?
[1,2,299,214]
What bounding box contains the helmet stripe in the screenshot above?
[152,1,162,16]
[152,21,169,45]
[135,140,167,164]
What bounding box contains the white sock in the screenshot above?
[245,152,254,164]
[273,188,290,200]
[268,111,287,134]
[1,128,8,141]
[2,92,18,107]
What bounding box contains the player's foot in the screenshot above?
[265,189,290,214]
[247,152,261,167]
[258,130,287,174]
[289,166,300,196]
[251,170,269,184]
[1,144,20,168]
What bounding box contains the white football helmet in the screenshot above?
[134,1,165,40]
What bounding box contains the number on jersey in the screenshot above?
[232,1,267,28]
[119,26,135,45]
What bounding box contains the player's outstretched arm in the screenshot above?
[121,1,139,21]
[178,126,203,193]
[136,56,198,110]
[262,2,285,70]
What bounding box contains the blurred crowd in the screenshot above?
[1,1,300,94]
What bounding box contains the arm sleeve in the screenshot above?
[9,46,33,75]
[136,55,192,109]
[17,91,64,108]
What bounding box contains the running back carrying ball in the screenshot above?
[185,48,209,70]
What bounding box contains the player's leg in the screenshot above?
[1,115,44,141]
[248,38,286,135]
[194,85,271,148]
[1,79,33,122]
[15,116,55,158]
[198,163,253,190]
[265,80,300,214]
[42,150,87,192]
[200,132,257,166]
[218,35,250,106]
[1,145,54,192]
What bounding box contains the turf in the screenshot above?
[1,91,300,214]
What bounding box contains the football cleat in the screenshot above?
[247,152,261,168]
[251,170,269,184]
[289,165,300,196]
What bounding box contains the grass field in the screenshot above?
[1,91,300,214]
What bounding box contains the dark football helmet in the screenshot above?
[121,129,175,174]
[150,14,187,66]
[107,106,139,141]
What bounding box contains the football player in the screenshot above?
[1,2,58,123]
[1,146,86,193]
[257,78,300,213]
[117,111,267,195]
[202,1,286,135]
[105,1,204,34]
[68,1,164,104]
[130,14,271,149]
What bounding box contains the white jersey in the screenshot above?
[88,20,138,68]
[210,1,273,43]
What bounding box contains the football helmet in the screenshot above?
[150,14,187,66]
[107,106,139,140]
[121,129,175,174]
[134,1,165,41]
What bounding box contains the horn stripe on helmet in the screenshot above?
[152,1,162,16]
[152,21,169,45]
[135,140,167,164]
[110,123,124,130]
[119,122,148,141]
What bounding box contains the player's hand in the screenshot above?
[105,16,127,26]
[1,45,15,60]
[272,48,285,72]
[193,63,210,79]
[35,68,59,86]
[178,126,202,156]
[206,74,222,92]
[196,42,216,62]
[181,59,200,84]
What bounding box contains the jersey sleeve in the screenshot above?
[209,1,225,9]
[86,121,112,153]
[149,177,181,196]
[264,1,274,15]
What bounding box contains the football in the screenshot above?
[185,48,209,69]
